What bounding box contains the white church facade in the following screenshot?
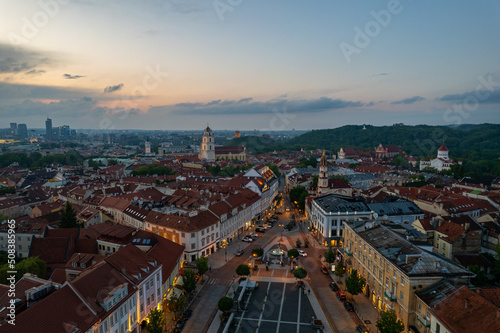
[419,143,461,171]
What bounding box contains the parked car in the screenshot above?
[249,233,258,239]
[336,291,346,301]
[182,309,193,320]
[356,325,369,333]
[329,282,339,292]
[276,211,283,214]
[255,227,266,233]
[175,318,186,331]
[242,236,253,242]
[234,249,244,256]
[320,265,328,274]
[286,208,290,212]
[298,250,307,257]
[344,301,354,311]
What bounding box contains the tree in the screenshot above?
[468,265,487,287]
[252,248,264,258]
[195,256,209,282]
[144,308,165,333]
[218,297,234,313]
[376,309,405,333]
[288,249,299,259]
[324,246,335,264]
[392,155,409,168]
[293,267,307,280]
[334,260,346,278]
[182,269,197,294]
[15,257,46,280]
[236,264,250,277]
[289,186,308,210]
[296,238,302,248]
[345,269,366,296]
[165,294,185,320]
[58,202,79,228]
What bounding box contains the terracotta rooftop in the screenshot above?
[430,285,500,333]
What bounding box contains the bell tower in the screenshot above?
[198,124,215,162]
[317,150,328,195]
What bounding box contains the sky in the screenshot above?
[1,0,500,131]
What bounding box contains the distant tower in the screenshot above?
[45,118,52,141]
[362,124,367,130]
[145,138,151,154]
[198,125,215,162]
[17,124,27,138]
[317,150,329,195]
[234,131,241,138]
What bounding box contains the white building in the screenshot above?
[198,125,216,162]
[420,143,461,171]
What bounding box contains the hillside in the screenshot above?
[287,124,500,160]
[224,136,282,154]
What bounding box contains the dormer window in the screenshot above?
[80,263,86,268]
[72,262,77,267]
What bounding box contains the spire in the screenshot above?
[320,150,327,167]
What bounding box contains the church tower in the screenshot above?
[198,125,215,162]
[317,150,328,195]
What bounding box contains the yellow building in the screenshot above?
[343,222,473,332]
[215,146,246,161]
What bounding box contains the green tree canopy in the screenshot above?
[131,164,176,176]
[376,309,405,333]
[144,308,165,333]
[468,265,487,287]
[290,186,309,210]
[195,256,209,281]
[334,260,346,278]
[324,246,335,264]
[252,248,264,258]
[345,269,366,296]
[288,249,299,259]
[218,297,234,313]
[236,264,250,276]
[58,202,79,229]
[181,268,197,294]
[165,294,185,320]
[293,267,307,280]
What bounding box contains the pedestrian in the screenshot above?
[308,289,310,295]
[209,266,212,272]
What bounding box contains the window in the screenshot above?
[156,273,159,282]
[139,289,143,297]
[201,230,204,236]
[157,288,161,298]
[442,243,446,250]
[111,314,114,326]
[150,280,154,288]
[399,306,402,316]
[151,293,155,303]
[181,232,185,238]
[191,243,195,249]
[400,291,404,301]
[140,303,144,313]
[191,233,195,238]
[401,277,405,286]
[147,297,150,306]
[435,322,441,333]
[385,278,389,286]
[417,301,421,312]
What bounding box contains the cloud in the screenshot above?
[436,89,500,104]
[366,102,375,106]
[156,96,364,115]
[374,73,389,76]
[104,83,124,93]
[0,43,51,75]
[63,73,85,79]
[391,96,425,105]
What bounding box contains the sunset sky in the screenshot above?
[1,0,500,130]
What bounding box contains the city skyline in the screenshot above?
[1,1,500,130]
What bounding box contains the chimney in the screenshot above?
[464,298,470,309]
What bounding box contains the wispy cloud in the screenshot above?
[391,96,425,105]
[155,96,365,115]
[104,83,124,93]
[63,73,85,79]
[0,43,50,75]
[436,90,500,104]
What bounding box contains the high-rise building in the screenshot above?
[59,125,70,138]
[9,123,17,136]
[45,118,52,141]
[17,124,27,138]
[52,127,60,140]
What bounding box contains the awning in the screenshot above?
[166,285,183,300]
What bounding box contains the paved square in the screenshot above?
[219,281,319,333]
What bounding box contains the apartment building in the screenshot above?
[343,222,474,332]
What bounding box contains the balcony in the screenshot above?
[384,291,397,302]
[417,316,430,327]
